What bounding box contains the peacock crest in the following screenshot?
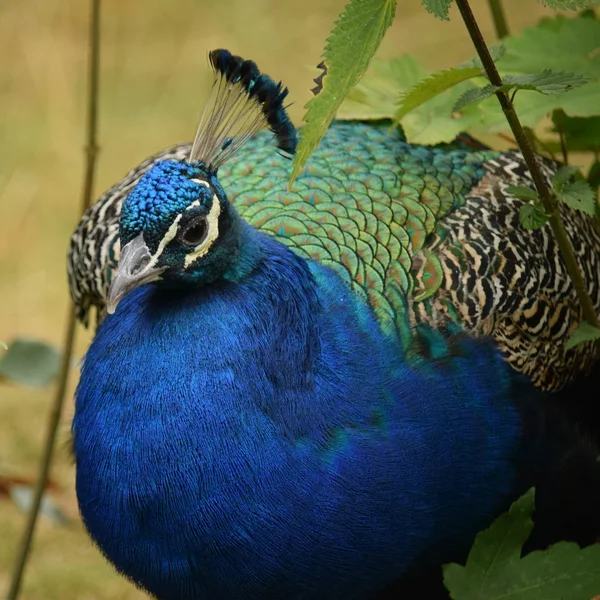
[188,48,297,171]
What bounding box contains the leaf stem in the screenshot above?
[454,0,600,330]
[5,1,101,598]
[487,0,509,39]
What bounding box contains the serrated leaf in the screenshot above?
[401,84,482,145]
[291,0,396,184]
[454,84,500,111]
[557,179,597,215]
[338,55,482,145]
[566,321,600,351]
[0,338,61,387]
[497,16,600,79]
[468,15,600,137]
[338,55,427,121]
[444,487,600,600]
[444,489,535,598]
[540,0,598,10]
[421,0,453,20]
[394,67,482,122]
[503,70,588,95]
[552,165,581,188]
[507,184,540,202]
[459,43,506,69]
[519,203,550,229]
[457,71,587,113]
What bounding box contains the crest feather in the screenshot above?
[188,49,297,171]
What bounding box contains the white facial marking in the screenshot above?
[146,214,182,268]
[184,196,221,267]
[190,178,210,188]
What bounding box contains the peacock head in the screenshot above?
[106,49,296,314]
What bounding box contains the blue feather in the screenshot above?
[73,226,564,600]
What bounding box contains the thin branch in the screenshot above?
[488,0,510,39]
[497,132,518,146]
[455,0,600,330]
[529,131,557,163]
[554,117,569,165]
[6,1,101,598]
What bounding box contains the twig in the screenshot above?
[487,0,509,39]
[455,0,600,330]
[497,132,518,146]
[527,128,557,163]
[6,1,101,598]
[554,117,569,165]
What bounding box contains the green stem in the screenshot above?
[487,0,509,39]
[5,1,101,598]
[454,0,600,330]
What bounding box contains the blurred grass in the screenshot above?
[0,0,560,598]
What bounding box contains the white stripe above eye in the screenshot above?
[190,178,210,188]
[184,196,221,267]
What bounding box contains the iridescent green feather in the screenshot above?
[222,122,495,338]
[68,120,600,391]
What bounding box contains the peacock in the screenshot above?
[69,50,600,600]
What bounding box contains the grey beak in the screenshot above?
[106,234,166,315]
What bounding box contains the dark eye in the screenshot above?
[180,218,208,246]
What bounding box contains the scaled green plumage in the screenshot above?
[68,121,600,391]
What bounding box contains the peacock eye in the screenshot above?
[180,218,208,247]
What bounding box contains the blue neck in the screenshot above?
[73,230,531,599]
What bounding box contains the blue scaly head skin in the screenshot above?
[108,160,256,313]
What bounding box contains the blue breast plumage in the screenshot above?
[69,50,600,600]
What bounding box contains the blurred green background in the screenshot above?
[0,1,561,598]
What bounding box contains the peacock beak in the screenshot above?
[106,234,166,315]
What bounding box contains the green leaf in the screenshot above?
[552,165,581,189]
[556,179,597,215]
[395,67,482,122]
[400,81,482,145]
[421,0,453,20]
[459,43,505,69]
[455,70,587,112]
[0,338,61,387]
[454,85,499,111]
[519,203,550,229]
[0,341,7,351]
[506,184,540,202]
[566,321,600,351]
[468,14,600,137]
[540,0,599,10]
[552,110,600,152]
[338,55,482,145]
[497,15,600,79]
[502,70,588,95]
[454,70,586,113]
[444,487,600,600]
[338,55,427,121]
[290,0,396,184]
[444,488,535,598]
